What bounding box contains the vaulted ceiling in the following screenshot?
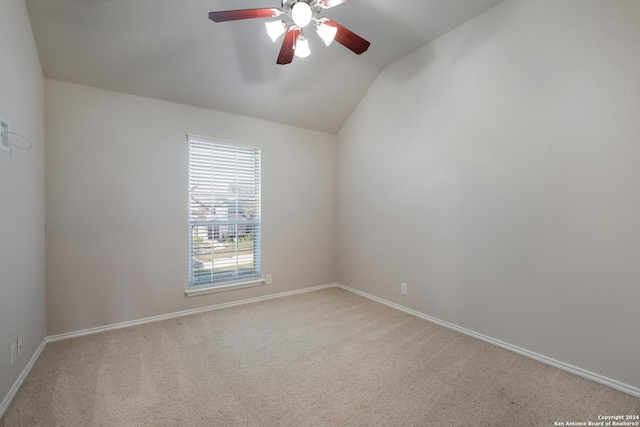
[25,0,504,133]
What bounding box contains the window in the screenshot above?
[188,134,261,289]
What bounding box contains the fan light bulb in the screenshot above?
[316,21,337,46]
[291,2,312,28]
[294,34,311,58]
[265,20,286,42]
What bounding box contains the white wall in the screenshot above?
[0,0,46,409]
[45,80,337,335]
[338,0,640,390]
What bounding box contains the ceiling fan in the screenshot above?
[209,0,371,65]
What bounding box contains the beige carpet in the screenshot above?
[1,288,638,426]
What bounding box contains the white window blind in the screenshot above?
[188,135,261,288]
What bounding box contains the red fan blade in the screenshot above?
[324,19,370,55]
[277,27,301,65]
[208,8,281,22]
[318,0,350,8]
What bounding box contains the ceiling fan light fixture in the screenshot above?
[291,2,313,28]
[208,0,371,65]
[294,34,311,58]
[316,20,337,46]
[265,20,287,42]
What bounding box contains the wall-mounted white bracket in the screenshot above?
[1,117,10,154]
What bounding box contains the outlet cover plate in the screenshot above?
[1,117,9,154]
[401,283,407,295]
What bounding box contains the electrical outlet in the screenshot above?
[18,336,22,357]
[0,117,10,154]
[266,275,272,285]
[401,283,407,295]
[10,342,17,366]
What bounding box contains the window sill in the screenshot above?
[184,278,265,297]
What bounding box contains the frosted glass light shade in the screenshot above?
[316,21,337,46]
[265,20,286,42]
[294,35,310,58]
[291,2,312,28]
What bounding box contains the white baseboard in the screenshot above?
[0,337,47,419]
[336,283,640,398]
[48,283,338,342]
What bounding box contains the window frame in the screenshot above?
[185,134,263,296]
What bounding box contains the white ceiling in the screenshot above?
[25,0,504,133]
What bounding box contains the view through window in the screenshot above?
[188,135,261,287]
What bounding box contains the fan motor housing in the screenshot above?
[282,0,322,17]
